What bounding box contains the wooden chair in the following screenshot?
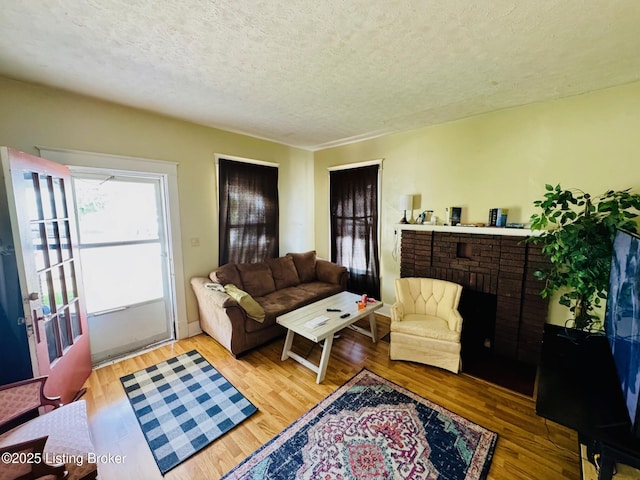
[0,376,97,480]
[390,277,464,373]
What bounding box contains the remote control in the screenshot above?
[340,313,351,318]
[326,308,341,312]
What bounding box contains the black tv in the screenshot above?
[604,228,640,439]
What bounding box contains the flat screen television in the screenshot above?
[604,228,640,439]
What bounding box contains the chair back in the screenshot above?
[0,377,60,429]
[395,277,462,319]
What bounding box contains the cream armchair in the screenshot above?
[390,277,464,373]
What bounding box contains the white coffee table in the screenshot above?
[276,291,383,383]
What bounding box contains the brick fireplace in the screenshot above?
[399,226,550,393]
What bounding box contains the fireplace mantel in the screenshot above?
[397,223,540,237]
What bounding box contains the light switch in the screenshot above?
[190,237,200,247]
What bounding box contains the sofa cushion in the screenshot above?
[236,262,276,297]
[224,284,265,322]
[287,250,317,283]
[267,256,301,290]
[257,287,318,316]
[316,259,347,285]
[297,281,345,298]
[210,263,243,289]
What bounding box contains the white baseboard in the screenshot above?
[188,321,203,337]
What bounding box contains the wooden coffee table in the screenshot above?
[276,291,383,383]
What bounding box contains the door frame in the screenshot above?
[72,171,175,364]
[37,147,189,340]
[327,159,383,293]
[327,159,383,253]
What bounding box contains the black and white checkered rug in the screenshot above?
[120,350,257,474]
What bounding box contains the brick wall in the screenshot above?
[399,229,549,366]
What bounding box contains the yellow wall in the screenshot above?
[0,76,315,335]
[3,74,639,332]
[313,81,640,325]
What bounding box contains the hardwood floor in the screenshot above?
[83,316,580,479]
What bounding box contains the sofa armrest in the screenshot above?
[315,259,348,287]
[191,277,255,355]
[190,277,238,309]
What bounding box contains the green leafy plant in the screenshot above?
[529,184,640,332]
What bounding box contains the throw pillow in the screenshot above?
[267,256,301,289]
[236,262,277,297]
[224,284,265,322]
[210,263,243,289]
[316,259,347,285]
[286,250,317,283]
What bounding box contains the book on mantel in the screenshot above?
[488,208,508,227]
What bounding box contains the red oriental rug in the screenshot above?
[222,369,497,480]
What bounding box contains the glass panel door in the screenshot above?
[2,146,91,403]
[72,172,174,364]
[26,171,82,364]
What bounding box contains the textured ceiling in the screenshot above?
[1,1,639,150]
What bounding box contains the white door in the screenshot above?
[72,172,174,364]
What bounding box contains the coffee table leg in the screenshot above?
[282,329,295,361]
[316,335,334,383]
[369,312,377,342]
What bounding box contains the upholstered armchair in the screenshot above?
[390,277,464,373]
[0,376,97,480]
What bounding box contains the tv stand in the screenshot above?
[536,324,640,479]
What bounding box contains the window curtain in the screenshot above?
[218,159,279,264]
[330,164,380,299]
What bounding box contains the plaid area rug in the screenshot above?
[223,369,497,480]
[120,350,257,474]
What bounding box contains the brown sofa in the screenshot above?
[190,251,348,356]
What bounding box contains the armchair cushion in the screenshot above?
[390,314,461,342]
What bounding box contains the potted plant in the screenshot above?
[529,184,640,332]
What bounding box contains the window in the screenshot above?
[218,158,279,264]
[330,163,380,299]
[73,175,167,314]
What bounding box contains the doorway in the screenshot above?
[72,171,175,364]
[329,161,381,299]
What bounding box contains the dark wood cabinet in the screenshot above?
[537,324,640,479]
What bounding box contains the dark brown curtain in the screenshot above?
[218,159,279,264]
[330,164,380,299]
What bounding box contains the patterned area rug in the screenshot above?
[223,369,497,480]
[120,350,257,474]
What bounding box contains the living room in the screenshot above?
[2,76,638,335]
[1,2,640,479]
